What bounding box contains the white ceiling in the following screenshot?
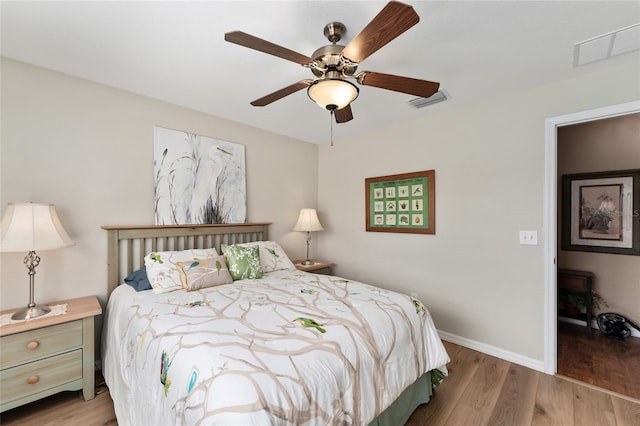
[2,1,639,144]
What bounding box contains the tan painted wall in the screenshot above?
[558,113,640,322]
[2,51,638,366]
[318,53,640,362]
[0,58,319,311]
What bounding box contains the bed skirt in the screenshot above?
[368,373,432,426]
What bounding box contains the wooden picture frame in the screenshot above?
[365,170,435,234]
[562,169,640,255]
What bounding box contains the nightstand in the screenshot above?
[294,260,334,275]
[558,269,594,335]
[0,296,102,412]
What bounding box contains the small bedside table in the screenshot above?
[558,269,594,335]
[0,296,102,412]
[294,260,334,275]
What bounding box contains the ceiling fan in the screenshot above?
[224,1,440,125]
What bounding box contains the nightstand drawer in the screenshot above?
[0,321,82,369]
[558,275,588,291]
[0,349,82,404]
[308,266,332,275]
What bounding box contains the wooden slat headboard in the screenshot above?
[101,223,271,295]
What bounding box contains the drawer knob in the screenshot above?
[27,375,39,385]
[27,341,40,350]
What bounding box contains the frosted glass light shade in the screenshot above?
[307,79,359,110]
[0,203,74,252]
[293,208,324,232]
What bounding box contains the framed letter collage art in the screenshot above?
[365,170,435,234]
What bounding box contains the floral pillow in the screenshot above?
[237,241,296,273]
[144,248,218,293]
[221,244,263,280]
[176,255,233,291]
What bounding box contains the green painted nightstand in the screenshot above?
[0,296,102,412]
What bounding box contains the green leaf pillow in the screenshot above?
[237,241,296,272]
[221,244,264,280]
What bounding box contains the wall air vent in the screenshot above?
[408,90,449,109]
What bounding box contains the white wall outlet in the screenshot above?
[519,230,538,245]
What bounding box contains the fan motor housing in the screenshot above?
[311,44,358,77]
[310,22,357,78]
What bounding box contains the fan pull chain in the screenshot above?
[330,110,334,147]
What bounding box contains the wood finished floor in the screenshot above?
[407,341,640,426]
[557,321,640,400]
[1,340,638,425]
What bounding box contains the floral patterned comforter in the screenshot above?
[102,270,449,425]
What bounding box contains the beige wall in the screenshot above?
[317,53,640,362]
[2,51,639,366]
[558,114,640,322]
[0,58,319,312]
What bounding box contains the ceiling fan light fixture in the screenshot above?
[307,78,359,110]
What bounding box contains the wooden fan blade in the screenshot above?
[225,31,314,66]
[341,1,419,64]
[250,80,313,107]
[335,104,354,123]
[357,71,439,98]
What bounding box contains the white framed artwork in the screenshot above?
[153,126,247,225]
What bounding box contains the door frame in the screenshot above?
[543,100,640,374]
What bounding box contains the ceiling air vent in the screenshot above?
[574,23,640,67]
[408,90,449,109]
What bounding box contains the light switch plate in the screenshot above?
[519,230,538,245]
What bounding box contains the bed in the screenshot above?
[101,224,449,425]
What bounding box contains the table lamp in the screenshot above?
[293,208,324,265]
[0,203,74,320]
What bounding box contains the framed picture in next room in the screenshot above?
[562,169,640,256]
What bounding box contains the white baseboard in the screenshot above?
[439,319,640,374]
[559,316,640,338]
[437,330,546,373]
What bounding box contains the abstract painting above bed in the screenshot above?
[102,269,450,425]
[153,126,247,225]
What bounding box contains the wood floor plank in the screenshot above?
[558,322,640,400]
[573,384,617,426]
[407,358,477,425]
[457,351,510,415]
[611,395,640,426]
[531,372,574,426]
[456,344,485,363]
[442,339,460,358]
[407,344,480,426]
[443,402,488,426]
[486,363,539,426]
[0,388,116,426]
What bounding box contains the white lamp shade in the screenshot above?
[307,79,359,110]
[0,203,74,252]
[293,208,324,232]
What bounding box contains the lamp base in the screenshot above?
[11,304,51,321]
[301,260,316,266]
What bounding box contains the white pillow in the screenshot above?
[144,248,218,293]
[237,241,296,273]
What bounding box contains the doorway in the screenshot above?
[543,100,640,375]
